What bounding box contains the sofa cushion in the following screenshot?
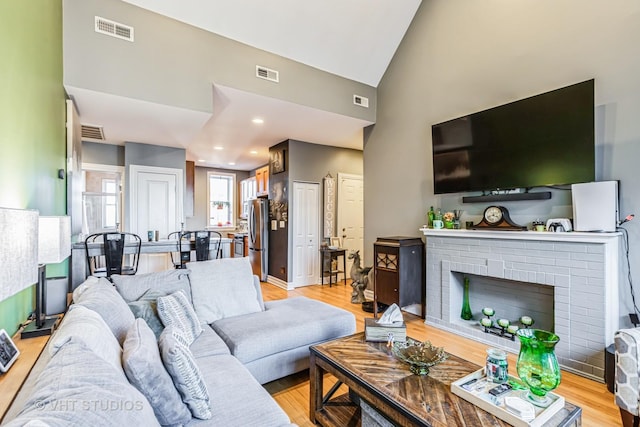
[4,339,159,427]
[127,290,166,339]
[185,354,291,427]
[113,269,192,303]
[159,326,211,420]
[123,319,191,426]
[50,305,123,372]
[187,258,263,324]
[157,290,203,345]
[211,297,356,364]
[189,325,231,359]
[72,276,134,345]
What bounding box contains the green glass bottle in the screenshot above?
[516,329,561,407]
[428,206,435,228]
[460,276,473,320]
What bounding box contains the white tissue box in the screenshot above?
[365,318,407,342]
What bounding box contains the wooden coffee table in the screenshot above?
[309,333,582,427]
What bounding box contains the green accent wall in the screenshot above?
[0,1,66,336]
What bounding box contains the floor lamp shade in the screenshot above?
[0,208,38,303]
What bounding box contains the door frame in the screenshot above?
[129,164,184,236]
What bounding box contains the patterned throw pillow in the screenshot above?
[157,290,203,345]
[158,326,212,420]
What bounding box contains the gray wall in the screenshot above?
[284,140,363,282]
[82,141,123,166]
[364,1,640,327]
[63,0,376,121]
[289,139,363,182]
[187,166,250,231]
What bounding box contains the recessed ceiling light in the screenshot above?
[252,118,264,124]
[213,146,224,150]
[198,159,206,162]
[228,162,236,166]
[250,150,258,155]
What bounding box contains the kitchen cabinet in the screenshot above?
[256,165,269,197]
[185,160,194,218]
[240,177,256,219]
[373,236,425,318]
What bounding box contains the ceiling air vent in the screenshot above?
[95,16,134,42]
[81,124,105,141]
[353,95,369,108]
[256,65,279,83]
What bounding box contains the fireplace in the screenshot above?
[421,228,621,381]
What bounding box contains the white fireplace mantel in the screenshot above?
[420,228,620,244]
[420,227,622,381]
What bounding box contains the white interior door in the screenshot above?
[292,182,320,287]
[130,165,184,273]
[337,173,364,275]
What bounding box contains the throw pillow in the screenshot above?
[49,305,123,373]
[187,257,263,324]
[157,290,203,345]
[72,277,134,345]
[112,269,192,303]
[127,290,168,339]
[123,319,191,425]
[158,326,212,420]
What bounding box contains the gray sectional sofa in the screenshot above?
[3,257,356,426]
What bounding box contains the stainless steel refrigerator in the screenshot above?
[249,198,268,281]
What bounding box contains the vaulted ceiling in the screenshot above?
[68,0,422,170]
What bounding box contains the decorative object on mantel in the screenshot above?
[471,205,527,230]
[348,250,372,304]
[460,276,473,320]
[392,337,448,376]
[516,329,561,407]
[443,211,455,229]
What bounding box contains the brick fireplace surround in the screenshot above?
[421,228,621,382]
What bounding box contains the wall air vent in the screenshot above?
[81,124,105,141]
[95,16,134,42]
[353,95,369,108]
[256,65,279,83]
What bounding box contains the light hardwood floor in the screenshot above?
[260,281,621,427]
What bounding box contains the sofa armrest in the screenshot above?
[253,275,265,311]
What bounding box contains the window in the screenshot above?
[82,166,122,234]
[102,179,117,228]
[208,172,235,228]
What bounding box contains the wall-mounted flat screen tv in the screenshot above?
[431,79,595,195]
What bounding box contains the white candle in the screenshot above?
[482,307,495,316]
[480,318,493,328]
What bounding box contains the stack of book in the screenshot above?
[364,318,407,342]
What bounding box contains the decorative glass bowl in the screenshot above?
[392,338,448,375]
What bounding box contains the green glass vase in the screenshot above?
[516,329,561,407]
[460,276,473,320]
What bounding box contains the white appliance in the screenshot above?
[572,181,619,232]
[249,198,269,281]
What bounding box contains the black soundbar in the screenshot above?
[462,191,552,203]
